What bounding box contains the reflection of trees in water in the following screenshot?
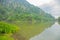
[30,22,60,40]
[58,17,60,24]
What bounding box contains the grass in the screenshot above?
[11,21,54,40]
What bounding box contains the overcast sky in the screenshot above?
[27,0,60,18]
[26,0,60,40]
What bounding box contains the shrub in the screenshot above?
[0,21,20,35]
[0,21,20,40]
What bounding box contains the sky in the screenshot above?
[27,0,60,18]
[26,0,60,40]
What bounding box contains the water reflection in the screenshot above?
[30,22,60,40]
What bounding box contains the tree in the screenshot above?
[58,17,60,24]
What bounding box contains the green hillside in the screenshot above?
[0,0,55,40]
[58,17,60,24]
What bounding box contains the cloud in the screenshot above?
[40,0,60,17]
[27,0,60,17]
[27,0,52,6]
[55,0,60,4]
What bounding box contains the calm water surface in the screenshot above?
[30,22,60,40]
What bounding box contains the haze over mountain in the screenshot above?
[0,0,55,40]
[27,0,60,18]
[40,0,60,18]
[0,0,54,22]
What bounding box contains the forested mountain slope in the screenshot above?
[0,0,54,22]
[0,0,55,40]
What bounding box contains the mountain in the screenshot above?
[0,0,54,22]
[0,0,55,40]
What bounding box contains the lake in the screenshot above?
[30,22,60,40]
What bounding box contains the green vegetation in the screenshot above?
[0,21,19,40]
[0,36,14,40]
[0,0,55,40]
[58,17,60,24]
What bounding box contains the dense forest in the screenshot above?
[58,17,60,24]
[0,0,55,40]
